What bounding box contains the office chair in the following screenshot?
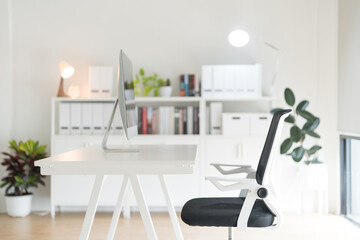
[181,109,291,239]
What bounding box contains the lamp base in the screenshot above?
[57,77,70,97]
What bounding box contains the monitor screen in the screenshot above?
[119,50,138,140]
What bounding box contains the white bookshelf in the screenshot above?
[50,96,275,217]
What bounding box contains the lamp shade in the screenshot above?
[228,29,250,47]
[59,61,75,79]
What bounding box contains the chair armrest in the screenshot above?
[211,163,256,175]
[205,176,260,192]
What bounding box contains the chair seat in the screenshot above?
[181,197,275,228]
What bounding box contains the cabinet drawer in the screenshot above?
[250,114,272,136]
[222,113,250,136]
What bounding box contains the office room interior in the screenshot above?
[1,0,360,239]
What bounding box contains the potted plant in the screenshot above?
[159,78,172,97]
[1,140,47,217]
[271,88,327,212]
[271,88,322,164]
[134,68,169,97]
[124,81,135,100]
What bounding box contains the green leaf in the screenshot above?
[139,68,145,76]
[14,176,23,183]
[270,108,283,114]
[303,130,320,138]
[280,138,293,154]
[0,182,8,188]
[297,110,315,121]
[291,147,305,162]
[285,115,295,123]
[290,126,302,142]
[308,145,322,155]
[303,118,320,131]
[284,88,295,106]
[296,100,309,111]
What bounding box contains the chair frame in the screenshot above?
[206,110,291,231]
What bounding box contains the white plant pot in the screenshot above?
[5,194,32,217]
[124,89,134,100]
[159,86,172,97]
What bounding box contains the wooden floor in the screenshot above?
[0,212,359,240]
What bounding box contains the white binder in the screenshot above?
[113,106,123,134]
[59,103,70,135]
[70,103,81,135]
[103,103,114,133]
[213,66,224,98]
[224,65,235,98]
[210,102,223,135]
[100,67,113,96]
[92,103,104,134]
[201,65,213,98]
[81,103,93,135]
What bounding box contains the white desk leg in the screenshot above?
[130,175,157,240]
[107,175,129,240]
[79,175,105,240]
[158,175,184,240]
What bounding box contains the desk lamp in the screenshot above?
[57,61,75,97]
[228,28,280,95]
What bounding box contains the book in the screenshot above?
[187,106,193,134]
[193,107,199,134]
[142,107,148,134]
[174,107,179,134]
[179,108,183,134]
[147,107,153,134]
[138,107,142,134]
[169,106,175,134]
[183,107,187,135]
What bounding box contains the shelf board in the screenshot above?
[52,97,201,103]
[204,96,276,102]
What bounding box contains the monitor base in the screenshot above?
[102,145,140,152]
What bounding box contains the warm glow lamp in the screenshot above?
[57,61,75,97]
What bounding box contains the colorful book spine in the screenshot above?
[179,108,183,134]
[180,76,185,97]
[142,107,148,134]
[147,107,153,134]
[193,107,199,134]
[187,106,193,134]
[183,107,187,135]
[138,107,142,134]
[174,108,179,134]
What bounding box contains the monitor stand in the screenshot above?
[101,98,140,152]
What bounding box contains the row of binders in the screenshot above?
[201,64,262,98]
[138,106,200,135]
[58,102,123,135]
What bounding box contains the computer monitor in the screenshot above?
[118,50,138,140]
[101,50,138,150]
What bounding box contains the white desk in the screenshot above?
[35,145,197,240]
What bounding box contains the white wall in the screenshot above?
[0,0,339,213]
[0,0,13,212]
[338,0,360,135]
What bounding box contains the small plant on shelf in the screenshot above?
[134,68,167,97]
[271,88,322,164]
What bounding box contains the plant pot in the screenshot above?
[5,193,32,217]
[159,86,172,97]
[297,162,328,213]
[124,89,134,100]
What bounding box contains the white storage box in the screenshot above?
[222,113,250,136]
[249,113,272,135]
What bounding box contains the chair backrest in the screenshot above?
[255,109,291,185]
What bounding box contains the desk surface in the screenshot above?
[35,145,197,175]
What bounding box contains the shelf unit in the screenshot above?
[50,96,275,217]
